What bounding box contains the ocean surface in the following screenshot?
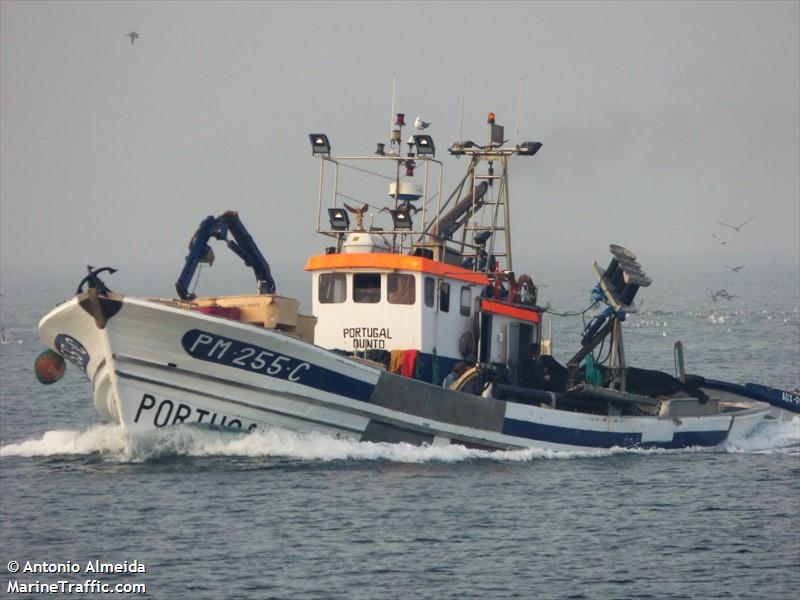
[1,260,798,599]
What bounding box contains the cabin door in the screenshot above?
[507,322,535,386]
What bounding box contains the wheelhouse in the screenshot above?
[305,113,544,386]
[306,253,488,362]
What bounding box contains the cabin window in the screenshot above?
[318,273,347,303]
[439,281,450,312]
[353,273,381,303]
[424,277,435,307]
[460,286,472,316]
[388,273,416,305]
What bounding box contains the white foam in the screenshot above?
[2,418,797,463]
[0,424,128,458]
[724,415,800,454]
[126,426,620,463]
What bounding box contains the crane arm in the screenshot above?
[175,211,275,300]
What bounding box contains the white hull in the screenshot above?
[39,293,771,451]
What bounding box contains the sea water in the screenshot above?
[1,261,798,599]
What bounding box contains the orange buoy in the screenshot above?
[35,349,66,385]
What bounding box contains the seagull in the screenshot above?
[712,233,730,245]
[717,217,754,232]
[343,202,370,231]
[712,289,737,301]
[414,116,431,131]
[725,265,744,273]
[126,32,139,45]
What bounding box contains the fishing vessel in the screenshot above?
[37,111,787,450]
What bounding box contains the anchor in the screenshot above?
[76,265,117,295]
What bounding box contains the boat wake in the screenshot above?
[0,424,128,459]
[2,417,797,463]
[724,415,800,454]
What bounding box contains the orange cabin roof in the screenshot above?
[304,253,490,285]
[480,298,541,323]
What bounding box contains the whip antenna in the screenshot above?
[458,78,466,144]
[389,73,397,141]
[515,77,523,146]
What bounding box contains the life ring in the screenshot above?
[452,366,483,394]
[516,274,537,306]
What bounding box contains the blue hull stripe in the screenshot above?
[502,418,728,449]
[181,329,375,401]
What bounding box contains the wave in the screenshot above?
[724,415,800,454]
[0,424,607,463]
[0,424,128,458]
[2,417,798,463]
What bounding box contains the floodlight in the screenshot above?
[518,141,542,156]
[309,133,331,155]
[327,208,350,230]
[413,135,435,156]
[389,209,413,230]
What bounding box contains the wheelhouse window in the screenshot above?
[460,286,472,316]
[424,277,435,308]
[353,273,381,303]
[318,273,346,303]
[388,273,416,305]
[439,281,450,312]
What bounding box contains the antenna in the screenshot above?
[515,77,523,147]
[458,78,466,144]
[389,73,397,141]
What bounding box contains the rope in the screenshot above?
[543,301,598,318]
[338,162,396,181]
[191,264,204,297]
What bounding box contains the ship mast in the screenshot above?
[446,114,542,275]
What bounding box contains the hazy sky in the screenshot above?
[2,1,798,283]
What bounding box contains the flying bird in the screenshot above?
[711,289,738,302]
[126,31,139,45]
[717,217,754,232]
[712,289,737,301]
[414,116,431,130]
[712,233,730,245]
[725,265,744,273]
